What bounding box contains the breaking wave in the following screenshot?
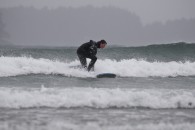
[0,56,195,78]
[1,121,195,130]
[0,87,194,109]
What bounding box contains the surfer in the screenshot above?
[77,39,107,71]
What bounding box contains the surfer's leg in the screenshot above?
[87,57,97,71]
[78,55,87,68]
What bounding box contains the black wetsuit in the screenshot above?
[77,40,100,71]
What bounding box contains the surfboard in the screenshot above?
[96,73,116,78]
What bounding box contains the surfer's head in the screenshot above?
[97,39,107,48]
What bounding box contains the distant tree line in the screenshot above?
[0,6,194,46]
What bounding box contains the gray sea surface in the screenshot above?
[0,43,195,130]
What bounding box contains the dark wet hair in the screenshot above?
[100,39,107,44]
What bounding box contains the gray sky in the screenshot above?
[0,0,195,24]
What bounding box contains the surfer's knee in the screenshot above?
[92,57,97,62]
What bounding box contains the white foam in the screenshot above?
[0,56,195,77]
[0,56,92,78]
[48,122,195,130]
[1,120,195,130]
[0,87,194,109]
[95,59,195,77]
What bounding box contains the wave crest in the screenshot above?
[1,56,195,78]
[0,87,194,109]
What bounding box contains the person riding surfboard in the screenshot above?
[77,39,107,71]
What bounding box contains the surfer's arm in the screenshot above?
[89,41,97,57]
[87,55,97,71]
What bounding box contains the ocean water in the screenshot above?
[0,42,195,130]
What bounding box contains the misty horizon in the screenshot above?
[0,6,195,46]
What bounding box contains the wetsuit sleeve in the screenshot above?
[87,55,97,71]
[88,40,97,57]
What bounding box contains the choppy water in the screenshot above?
[0,42,195,130]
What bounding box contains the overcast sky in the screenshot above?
[0,0,195,24]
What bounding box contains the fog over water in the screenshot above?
[0,0,195,46]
